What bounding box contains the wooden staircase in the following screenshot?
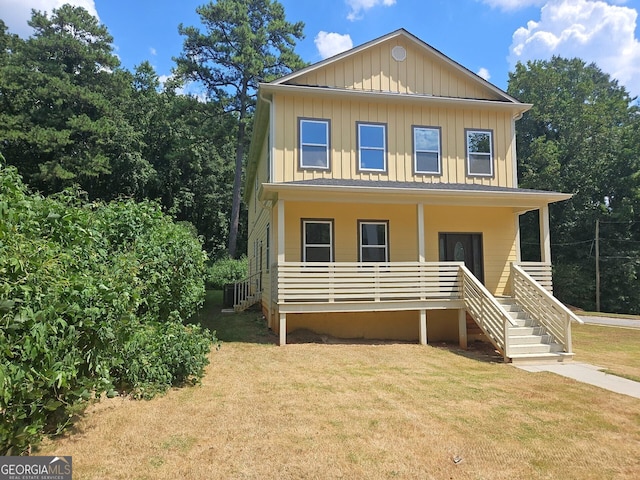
[496,297,574,364]
[232,272,262,312]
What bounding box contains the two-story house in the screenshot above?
[240,29,582,362]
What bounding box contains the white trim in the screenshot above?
[511,118,518,188]
[299,118,330,170]
[262,182,573,208]
[277,199,285,263]
[269,95,275,183]
[260,83,532,117]
[413,126,442,174]
[302,220,333,262]
[357,123,387,172]
[540,205,551,263]
[359,221,389,262]
[418,203,425,262]
[466,129,494,177]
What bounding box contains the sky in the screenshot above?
[1,0,640,97]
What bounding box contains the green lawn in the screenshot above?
[38,291,640,479]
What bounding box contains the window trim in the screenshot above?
[358,220,390,262]
[298,118,331,171]
[465,128,494,177]
[356,122,388,173]
[301,219,334,262]
[412,125,442,175]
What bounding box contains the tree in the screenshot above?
[127,61,239,256]
[508,57,640,313]
[0,5,151,199]
[175,0,305,257]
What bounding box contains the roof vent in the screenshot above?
[391,45,406,62]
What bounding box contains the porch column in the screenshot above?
[277,199,286,346]
[458,309,467,349]
[419,310,427,345]
[279,312,287,346]
[277,199,285,263]
[539,205,551,263]
[417,203,425,262]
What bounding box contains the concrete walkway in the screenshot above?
[516,362,640,399]
[579,315,640,329]
[514,314,640,398]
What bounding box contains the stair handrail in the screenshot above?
[459,264,517,359]
[234,270,262,308]
[511,263,583,354]
[511,264,583,325]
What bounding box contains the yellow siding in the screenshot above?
[289,36,503,100]
[272,93,515,188]
[424,206,518,296]
[247,133,273,314]
[287,311,419,341]
[285,309,458,342]
[277,200,516,295]
[284,201,418,262]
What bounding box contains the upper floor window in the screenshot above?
[413,126,441,174]
[357,123,387,172]
[466,129,493,177]
[359,221,389,262]
[302,220,333,262]
[299,118,330,170]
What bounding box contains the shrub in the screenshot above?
[206,256,248,289]
[0,162,214,454]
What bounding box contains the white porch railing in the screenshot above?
[276,262,462,308]
[460,265,517,358]
[517,261,553,292]
[233,271,262,311]
[511,263,583,353]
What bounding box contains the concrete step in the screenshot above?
[512,318,537,327]
[509,352,574,364]
[508,326,546,336]
[508,334,552,345]
[508,342,564,355]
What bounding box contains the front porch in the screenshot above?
[270,261,582,362]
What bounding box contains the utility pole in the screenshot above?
[595,218,600,312]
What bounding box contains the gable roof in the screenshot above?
[272,28,521,104]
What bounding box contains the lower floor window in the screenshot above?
[359,221,389,262]
[302,220,333,262]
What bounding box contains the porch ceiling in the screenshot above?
[260,179,572,212]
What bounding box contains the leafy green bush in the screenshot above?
[114,322,216,400]
[206,256,248,289]
[0,162,214,454]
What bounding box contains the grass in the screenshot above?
[37,292,640,479]
[572,323,640,382]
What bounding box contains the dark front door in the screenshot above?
[439,233,484,283]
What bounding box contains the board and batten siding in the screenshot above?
[289,37,503,101]
[247,132,272,312]
[272,94,516,187]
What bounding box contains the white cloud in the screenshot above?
[314,31,354,59]
[0,0,98,37]
[479,0,546,11]
[346,0,396,21]
[509,0,640,96]
[477,67,492,80]
[150,47,157,56]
